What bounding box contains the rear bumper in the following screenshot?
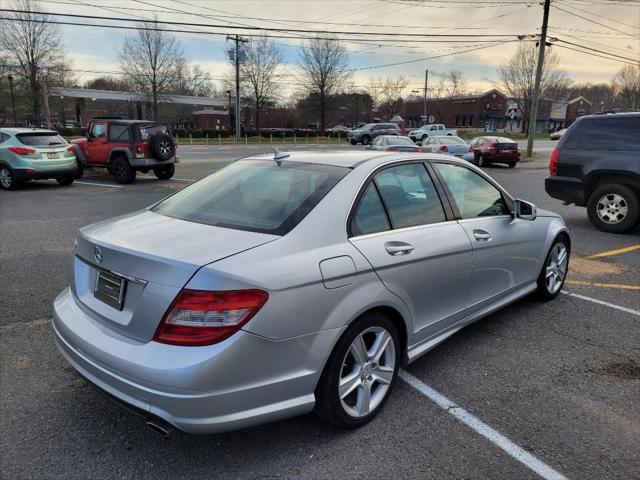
[482,153,520,163]
[52,287,338,434]
[545,176,585,206]
[13,166,77,182]
[128,156,179,167]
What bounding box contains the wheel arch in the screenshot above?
[108,148,133,165]
[584,170,640,202]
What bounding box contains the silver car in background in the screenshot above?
[52,150,570,434]
[421,135,469,158]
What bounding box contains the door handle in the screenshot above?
[385,241,414,256]
[473,229,492,242]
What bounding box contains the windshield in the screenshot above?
[16,132,67,146]
[152,160,349,235]
[387,137,414,146]
[439,136,466,145]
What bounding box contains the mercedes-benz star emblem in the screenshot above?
[94,246,103,264]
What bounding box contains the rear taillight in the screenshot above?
[154,289,269,346]
[66,145,75,153]
[469,146,473,152]
[487,144,496,152]
[414,146,421,152]
[8,147,36,155]
[549,148,559,176]
[385,147,398,152]
[439,145,449,152]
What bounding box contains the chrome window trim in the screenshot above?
[349,219,460,241]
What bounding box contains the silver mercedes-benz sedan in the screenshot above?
[52,150,570,434]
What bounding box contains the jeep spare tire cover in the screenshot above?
[150,133,174,161]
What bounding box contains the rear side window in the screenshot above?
[108,124,131,142]
[563,117,640,151]
[140,124,169,140]
[16,132,66,146]
[0,132,9,144]
[152,160,348,235]
[374,163,446,229]
[350,183,391,236]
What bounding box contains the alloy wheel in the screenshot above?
[596,193,628,224]
[545,243,568,295]
[159,139,171,156]
[0,167,12,189]
[339,326,396,418]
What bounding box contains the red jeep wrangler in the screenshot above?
[71,119,178,184]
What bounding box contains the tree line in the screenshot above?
[1,0,638,129]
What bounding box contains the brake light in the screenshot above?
[549,148,559,176]
[439,145,449,152]
[66,145,75,153]
[469,146,474,152]
[385,147,398,151]
[8,147,36,155]
[154,289,269,346]
[487,143,496,152]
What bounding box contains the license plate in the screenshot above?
[47,152,59,159]
[94,269,127,310]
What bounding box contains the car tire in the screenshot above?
[75,164,84,179]
[508,161,517,168]
[477,155,485,167]
[150,133,174,161]
[111,157,136,184]
[361,135,370,145]
[56,175,75,186]
[314,312,400,429]
[536,235,570,301]
[587,184,639,234]
[0,165,18,190]
[350,140,357,145]
[153,164,175,180]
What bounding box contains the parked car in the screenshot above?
[328,125,351,135]
[348,123,400,145]
[408,124,457,143]
[421,136,469,158]
[550,128,567,141]
[53,149,570,435]
[0,127,78,190]
[368,135,421,152]
[545,112,640,233]
[468,136,520,168]
[70,119,178,184]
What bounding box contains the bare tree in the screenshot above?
[119,16,186,120]
[232,36,283,132]
[499,43,571,132]
[172,64,213,97]
[368,75,408,121]
[430,70,467,124]
[298,36,350,132]
[0,0,66,124]
[612,65,640,110]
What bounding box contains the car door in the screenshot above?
[431,161,537,313]
[349,162,472,342]
[85,121,109,164]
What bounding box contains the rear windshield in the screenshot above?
[140,124,169,140]
[387,137,414,145]
[16,132,67,146]
[152,160,349,235]
[439,136,465,145]
[492,137,517,144]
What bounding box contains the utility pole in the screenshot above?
[7,75,17,125]
[42,77,52,129]
[527,0,551,157]
[227,34,247,140]
[424,69,428,120]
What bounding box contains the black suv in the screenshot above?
[545,113,640,233]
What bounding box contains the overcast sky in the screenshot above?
[29,0,640,97]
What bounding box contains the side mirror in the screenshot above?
[513,199,537,221]
[85,131,93,140]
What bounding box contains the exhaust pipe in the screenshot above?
[145,418,174,438]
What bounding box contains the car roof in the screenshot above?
[0,127,59,135]
[243,149,469,169]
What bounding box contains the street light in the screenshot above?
[7,75,17,125]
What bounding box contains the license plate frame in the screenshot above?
[47,152,59,159]
[94,269,127,310]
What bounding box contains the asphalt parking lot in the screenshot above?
[1,144,638,480]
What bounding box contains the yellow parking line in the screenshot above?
[586,245,640,259]
[565,280,640,291]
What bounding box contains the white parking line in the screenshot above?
[399,370,568,480]
[172,178,195,182]
[561,290,640,317]
[75,181,123,188]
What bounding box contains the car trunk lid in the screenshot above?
[73,210,278,342]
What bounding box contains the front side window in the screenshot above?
[433,163,508,218]
[350,183,391,236]
[91,123,106,138]
[374,163,446,229]
[153,160,348,235]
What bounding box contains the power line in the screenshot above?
[0,9,527,39]
[554,44,639,65]
[552,3,640,38]
[555,38,639,62]
[556,0,640,30]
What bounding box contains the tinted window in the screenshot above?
[350,183,391,236]
[140,124,169,140]
[434,163,508,218]
[387,137,414,146]
[16,132,66,146]
[563,116,640,151]
[153,160,348,235]
[0,132,9,144]
[440,136,466,145]
[108,124,131,142]
[374,163,446,228]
